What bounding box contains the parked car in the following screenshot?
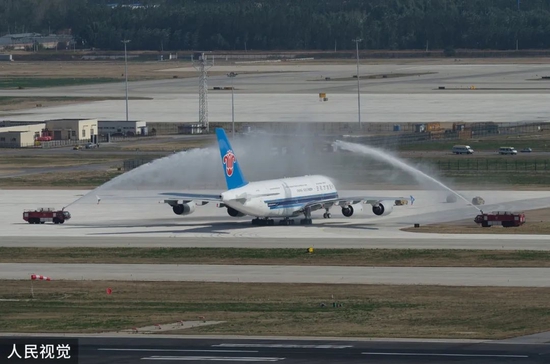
[520,148,532,153]
[85,143,99,149]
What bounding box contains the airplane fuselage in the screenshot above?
[221,175,337,218]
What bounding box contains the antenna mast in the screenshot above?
[192,52,213,132]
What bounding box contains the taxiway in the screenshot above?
[1,335,548,364]
[2,263,550,287]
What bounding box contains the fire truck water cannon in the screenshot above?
[23,208,71,225]
[474,211,525,228]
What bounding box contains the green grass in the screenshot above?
[0,170,123,188]
[0,78,120,89]
[442,171,550,185]
[3,247,550,267]
[2,281,550,339]
[399,138,550,152]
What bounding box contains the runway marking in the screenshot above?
[141,356,285,362]
[362,352,528,358]
[212,343,352,349]
[98,348,257,353]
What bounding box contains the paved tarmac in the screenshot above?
[2,189,550,245]
[2,263,550,286]
[1,62,550,124]
[2,236,550,250]
[1,335,548,363]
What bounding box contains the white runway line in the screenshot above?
[212,344,352,349]
[362,352,529,358]
[98,349,258,353]
[141,356,285,362]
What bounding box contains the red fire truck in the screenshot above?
[23,208,71,224]
[474,211,525,228]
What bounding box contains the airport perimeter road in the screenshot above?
[2,236,550,250]
[2,263,550,287]
[2,335,547,364]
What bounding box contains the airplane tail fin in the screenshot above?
[215,128,248,190]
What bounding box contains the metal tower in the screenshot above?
[192,52,213,132]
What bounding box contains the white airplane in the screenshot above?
[157,128,413,226]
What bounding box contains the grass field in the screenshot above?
[0,170,123,188]
[0,155,124,167]
[3,247,550,267]
[0,78,120,89]
[2,280,549,339]
[403,206,550,234]
[399,135,550,152]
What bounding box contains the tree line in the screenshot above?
[1,0,550,51]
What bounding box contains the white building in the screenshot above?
[45,119,98,140]
[0,123,45,147]
[98,120,147,136]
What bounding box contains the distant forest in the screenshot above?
[2,0,550,51]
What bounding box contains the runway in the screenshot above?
[1,335,547,364]
[2,62,550,124]
[2,263,550,286]
[1,189,550,247]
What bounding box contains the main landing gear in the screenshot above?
[251,217,297,226]
[300,207,313,225]
[322,207,331,219]
[252,218,275,226]
[279,218,295,226]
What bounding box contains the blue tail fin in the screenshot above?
[215,128,248,190]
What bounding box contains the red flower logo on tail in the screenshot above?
[223,150,236,177]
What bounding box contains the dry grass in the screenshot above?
[1,280,549,339]
[0,61,187,80]
[118,138,215,151]
[3,248,550,268]
[403,207,550,234]
[0,96,149,113]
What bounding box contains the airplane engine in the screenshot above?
[227,206,245,217]
[342,205,354,217]
[372,201,394,216]
[172,202,196,216]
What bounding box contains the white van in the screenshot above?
[452,145,474,154]
[499,147,517,155]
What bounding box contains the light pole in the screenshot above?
[227,72,237,138]
[353,38,362,129]
[121,39,131,122]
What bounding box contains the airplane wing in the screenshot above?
[300,195,414,212]
[91,191,222,205]
[158,192,222,202]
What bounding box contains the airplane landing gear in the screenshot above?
[252,218,274,226]
[300,207,313,225]
[323,208,331,219]
[279,218,295,226]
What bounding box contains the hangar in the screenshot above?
[0,123,44,148]
[98,120,147,136]
[44,118,98,140]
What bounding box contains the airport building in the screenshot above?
[98,120,147,136]
[45,119,98,140]
[0,118,98,147]
[0,123,45,148]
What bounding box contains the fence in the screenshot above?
[435,159,550,171]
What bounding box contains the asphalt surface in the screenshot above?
[2,335,548,364]
[2,263,550,286]
[1,236,550,250]
[2,63,550,124]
